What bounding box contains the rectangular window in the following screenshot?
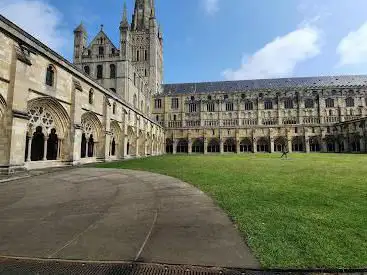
[189,103,197,113]
[171,98,179,109]
[207,103,215,112]
[325,98,334,108]
[244,101,253,110]
[154,99,162,109]
[284,98,294,109]
[226,103,234,111]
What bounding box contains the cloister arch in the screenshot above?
[324,136,336,152]
[166,138,173,154]
[207,138,220,153]
[292,136,304,152]
[127,126,136,156]
[192,138,204,153]
[240,138,252,152]
[110,121,122,157]
[257,137,269,152]
[25,97,70,162]
[224,138,236,153]
[138,130,146,155]
[177,138,188,153]
[349,135,361,152]
[81,112,103,158]
[274,136,287,152]
[309,136,321,152]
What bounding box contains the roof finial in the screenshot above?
[100,24,104,31]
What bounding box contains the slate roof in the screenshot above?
[162,75,367,95]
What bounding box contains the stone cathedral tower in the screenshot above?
[73,0,163,116]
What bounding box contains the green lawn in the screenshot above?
[95,154,367,269]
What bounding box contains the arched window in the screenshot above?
[346,97,354,107]
[99,46,104,56]
[224,138,236,153]
[45,65,55,86]
[136,50,140,61]
[110,64,116,78]
[112,102,116,114]
[325,98,334,108]
[89,89,94,105]
[207,139,220,153]
[97,65,103,79]
[84,65,90,75]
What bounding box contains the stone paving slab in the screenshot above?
[0,168,260,268]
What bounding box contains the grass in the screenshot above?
[95,153,367,269]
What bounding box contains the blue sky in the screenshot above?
[2,0,367,84]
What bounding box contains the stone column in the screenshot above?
[287,139,292,153]
[270,138,274,153]
[135,135,140,157]
[69,80,83,164]
[188,139,192,154]
[204,138,208,154]
[220,139,224,154]
[144,139,148,157]
[173,140,177,154]
[43,136,48,161]
[360,137,365,153]
[253,138,257,153]
[150,140,154,155]
[305,137,310,153]
[26,135,32,162]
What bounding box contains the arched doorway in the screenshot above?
[224,138,236,153]
[309,136,320,152]
[177,139,188,153]
[257,137,269,152]
[274,137,286,152]
[166,138,173,154]
[110,121,121,158]
[350,135,361,152]
[25,97,70,163]
[192,139,204,153]
[325,136,335,152]
[240,138,252,152]
[81,112,102,159]
[292,136,304,152]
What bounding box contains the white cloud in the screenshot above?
[0,0,68,52]
[222,26,321,80]
[337,21,367,66]
[202,0,219,15]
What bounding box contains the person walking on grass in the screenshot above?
[281,146,289,159]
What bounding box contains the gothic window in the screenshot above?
[244,101,253,110]
[325,98,334,108]
[99,46,104,56]
[346,97,354,107]
[156,115,159,121]
[136,50,140,61]
[226,103,234,111]
[154,99,162,109]
[305,99,314,108]
[45,65,55,87]
[189,103,197,113]
[284,98,294,109]
[207,103,215,112]
[171,98,179,109]
[97,65,103,79]
[264,100,273,110]
[173,114,177,121]
[84,65,90,75]
[89,89,94,104]
[112,102,116,114]
[110,64,116,78]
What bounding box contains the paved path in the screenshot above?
[0,168,259,268]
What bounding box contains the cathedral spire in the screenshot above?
[120,1,129,29]
[131,0,154,30]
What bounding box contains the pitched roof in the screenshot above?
[162,75,367,95]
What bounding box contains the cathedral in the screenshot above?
[0,0,366,174]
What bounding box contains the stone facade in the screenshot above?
[0,13,164,175]
[153,79,367,154]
